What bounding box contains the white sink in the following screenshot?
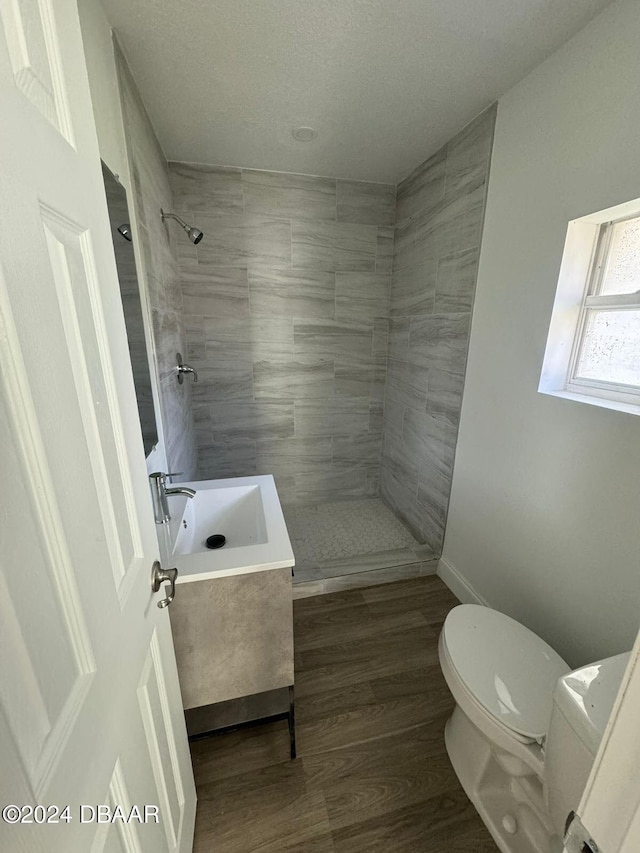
[161,475,294,583]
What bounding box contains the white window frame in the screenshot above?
[539,198,640,416]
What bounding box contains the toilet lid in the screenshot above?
[443,605,571,740]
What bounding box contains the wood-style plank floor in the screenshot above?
[190,576,498,852]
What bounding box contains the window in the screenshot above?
[540,201,640,415]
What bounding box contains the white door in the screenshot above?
[0,1,196,851]
[565,633,640,853]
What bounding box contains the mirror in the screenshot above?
[101,162,159,455]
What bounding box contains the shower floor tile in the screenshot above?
[283,498,436,596]
[283,498,417,564]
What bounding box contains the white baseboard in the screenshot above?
[437,556,489,606]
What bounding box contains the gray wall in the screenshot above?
[168,163,394,504]
[116,48,198,478]
[380,106,496,553]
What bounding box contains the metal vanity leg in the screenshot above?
[288,684,296,760]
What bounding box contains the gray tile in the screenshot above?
[182,267,249,318]
[380,434,419,492]
[255,436,332,473]
[445,104,496,201]
[198,439,257,479]
[385,358,429,411]
[168,163,243,214]
[192,363,254,403]
[332,433,382,466]
[369,357,387,404]
[393,216,419,271]
[253,360,334,401]
[294,466,369,503]
[334,361,373,398]
[434,248,479,313]
[204,315,294,362]
[368,402,384,436]
[209,402,294,440]
[294,319,373,362]
[243,170,336,220]
[335,272,391,321]
[396,146,446,221]
[193,401,213,444]
[388,318,410,362]
[295,399,369,438]
[376,226,394,273]
[426,368,465,423]
[196,213,291,269]
[409,314,471,375]
[390,262,437,317]
[320,547,420,579]
[291,220,377,271]
[402,409,456,480]
[249,269,335,319]
[336,180,396,226]
[417,458,452,520]
[192,214,245,267]
[413,188,485,263]
[372,318,389,356]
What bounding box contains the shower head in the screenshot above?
[161,209,204,244]
[117,223,133,242]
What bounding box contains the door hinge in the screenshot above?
[565,811,599,853]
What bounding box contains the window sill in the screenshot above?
[539,388,640,416]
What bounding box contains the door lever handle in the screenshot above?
[151,562,178,608]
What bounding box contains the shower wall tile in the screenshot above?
[434,248,479,313]
[409,313,471,375]
[243,170,336,221]
[168,163,243,214]
[248,269,335,319]
[293,319,373,362]
[295,398,370,438]
[376,226,394,273]
[425,368,465,423]
[192,363,254,403]
[253,359,334,401]
[335,272,391,320]
[380,104,496,554]
[209,402,294,440]
[198,439,257,479]
[336,180,396,226]
[390,262,437,317]
[396,147,446,222]
[291,220,378,271]
[372,318,390,356]
[182,267,249,317]
[169,161,395,499]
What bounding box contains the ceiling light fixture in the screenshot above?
[292,126,318,143]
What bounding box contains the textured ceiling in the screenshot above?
[100,0,612,183]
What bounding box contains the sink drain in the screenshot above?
[205,534,226,549]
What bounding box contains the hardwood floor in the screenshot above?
[190,575,498,852]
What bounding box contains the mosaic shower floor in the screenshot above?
[283,498,437,597]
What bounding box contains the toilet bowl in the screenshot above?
[438,604,629,853]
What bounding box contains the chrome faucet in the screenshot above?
[149,471,196,524]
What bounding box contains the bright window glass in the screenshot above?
[597,216,640,296]
[575,309,640,386]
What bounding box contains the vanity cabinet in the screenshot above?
[168,566,295,752]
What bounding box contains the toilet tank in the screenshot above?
[544,652,630,837]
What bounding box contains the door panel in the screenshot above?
[0,0,196,850]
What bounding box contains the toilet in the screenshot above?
[439,604,629,853]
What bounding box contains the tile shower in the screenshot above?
[167,106,496,585]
